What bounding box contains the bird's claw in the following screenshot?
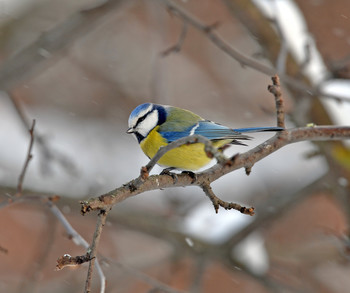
[181,171,197,184]
[160,167,178,184]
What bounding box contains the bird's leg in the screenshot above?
[160,167,178,183]
[181,171,197,184]
[160,167,176,174]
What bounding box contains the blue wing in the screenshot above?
[159,120,251,143]
[234,126,283,132]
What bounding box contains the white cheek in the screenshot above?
[137,110,158,137]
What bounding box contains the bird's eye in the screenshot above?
[135,114,147,127]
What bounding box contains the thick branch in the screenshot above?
[81,126,350,213]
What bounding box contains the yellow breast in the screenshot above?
[140,126,229,171]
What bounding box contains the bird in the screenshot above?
[127,103,283,171]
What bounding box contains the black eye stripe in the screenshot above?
[135,114,147,126]
[135,108,157,128]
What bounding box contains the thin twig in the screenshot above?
[161,21,188,56]
[268,75,285,128]
[49,202,106,293]
[49,203,89,247]
[201,183,255,215]
[56,254,92,270]
[8,92,78,176]
[84,208,110,293]
[16,119,35,196]
[0,194,106,293]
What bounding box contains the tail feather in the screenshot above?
[234,126,284,133]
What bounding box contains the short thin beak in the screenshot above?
[126,128,134,134]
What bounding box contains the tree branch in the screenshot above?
[160,0,350,102]
[81,125,350,214]
[268,75,285,128]
[84,208,110,293]
[201,183,255,215]
[76,69,348,291]
[16,119,35,196]
[161,21,188,57]
[7,93,79,176]
[48,200,106,293]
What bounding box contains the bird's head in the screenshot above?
[127,103,166,143]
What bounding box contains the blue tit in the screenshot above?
[127,103,283,171]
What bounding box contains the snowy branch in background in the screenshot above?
[162,0,350,102]
[251,0,350,126]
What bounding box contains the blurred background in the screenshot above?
[0,0,350,292]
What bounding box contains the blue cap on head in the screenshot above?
[132,103,152,115]
[128,103,153,126]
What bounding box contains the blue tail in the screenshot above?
[234,126,284,133]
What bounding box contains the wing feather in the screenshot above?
[159,120,251,143]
